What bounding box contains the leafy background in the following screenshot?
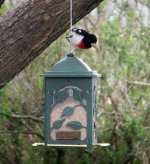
[0,0,150,163]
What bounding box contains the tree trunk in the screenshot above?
[0,0,104,89]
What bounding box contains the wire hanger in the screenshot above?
[70,0,73,31]
[69,0,74,54]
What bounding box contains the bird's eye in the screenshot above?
[79,30,81,33]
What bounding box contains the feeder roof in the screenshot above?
[42,53,101,77]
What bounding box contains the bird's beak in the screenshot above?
[91,43,96,48]
[66,35,73,42]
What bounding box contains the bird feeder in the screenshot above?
[42,53,101,149]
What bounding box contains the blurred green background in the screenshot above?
[0,0,150,163]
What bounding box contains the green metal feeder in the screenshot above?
[42,53,101,149]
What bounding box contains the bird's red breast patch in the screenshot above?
[75,41,88,49]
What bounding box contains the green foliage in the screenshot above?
[0,3,7,16]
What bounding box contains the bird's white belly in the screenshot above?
[70,32,84,47]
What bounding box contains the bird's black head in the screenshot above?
[72,28,89,36]
[88,34,97,44]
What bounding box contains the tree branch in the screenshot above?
[0,131,44,139]
[0,0,104,89]
[1,113,44,123]
[126,80,150,86]
[137,0,150,9]
[12,114,44,123]
[0,130,41,135]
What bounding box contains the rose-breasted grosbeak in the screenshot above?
[66,28,97,50]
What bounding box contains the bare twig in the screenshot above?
[11,115,44,123]
[126,80,150,86]
[0,130,41,135]
[0,130,44,139]
[0,113,44,123]
[0,151,13,164]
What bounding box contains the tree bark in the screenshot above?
[0,0,104,89]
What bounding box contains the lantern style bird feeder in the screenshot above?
[42,53,101,149]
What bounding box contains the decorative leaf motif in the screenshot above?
[61,106,74,117]
[66,121,85,130]
[54,91,68,104]
[73,89,83,101]
[52,119,65,129]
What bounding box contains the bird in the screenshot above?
[66,28,97,51]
